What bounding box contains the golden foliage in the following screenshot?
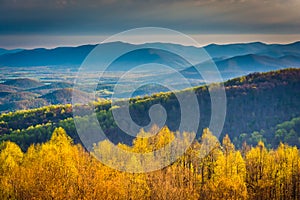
[0,127,299,199]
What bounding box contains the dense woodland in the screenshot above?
[0,69,300,199]
[0,68,299,150]
[0,127,299,199]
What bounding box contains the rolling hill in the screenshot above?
[181,53,300,80]
[0,68,299,150]
[0,91,38,103]
[41,88,91,105]
[31,82,73,90]
[0,84,19,93]
[0,42,299,76]
[0,79,86,112]
[2,78,45,89]
[27,82,74,95]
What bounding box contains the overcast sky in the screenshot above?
[0,0,300,48]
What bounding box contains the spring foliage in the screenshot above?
[0,127,299,199]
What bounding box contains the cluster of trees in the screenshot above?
[1,127,299,199]
[0,68,299,149]
[0,104,73,134]
[274,117,300,147]
[233,117,300,149]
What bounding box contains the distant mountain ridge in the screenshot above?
[0,45,96,67]
[0,41,299,69]
[204,41,300,58]
[0,41,299,84]
[0,48,23,56]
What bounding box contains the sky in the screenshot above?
[0,0,300,49]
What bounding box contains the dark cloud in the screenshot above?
[0,0,299,35]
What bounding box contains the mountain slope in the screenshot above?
[0,92,38,103]
[41,88,91,105]
[204,41,300,58]
[0,84,19,93]
[0,42,202,69]
[0,48,23,56]
[2,78,45,89]
[0,45,95,67]
[204,42,268,58]
[1,41,300,70]
[0,68,299,150]
[181,54,300,80]
[27,82,74,95]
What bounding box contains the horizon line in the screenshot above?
[1,34,300,50]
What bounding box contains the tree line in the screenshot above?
[0,127,299,199]
[1,68,300,150]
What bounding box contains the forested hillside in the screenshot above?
[0,68,299,150]
[0,78,90,113]
[0,127,299,199]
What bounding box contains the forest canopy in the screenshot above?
[0,127,299,200]
[0,68,299,150]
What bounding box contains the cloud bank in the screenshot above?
[0,0,299,35]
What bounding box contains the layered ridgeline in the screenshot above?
[1,41,300,113]
[1,41,300,88]
[1,42,300,70]
[0,68,299,150]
